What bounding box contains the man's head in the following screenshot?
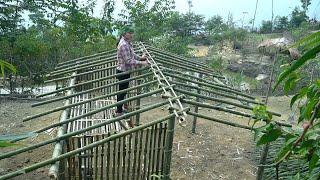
[121,26,135,41]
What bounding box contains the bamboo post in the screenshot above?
[48,72,76,179]
[192,73,202,133]
[163,108,176,180]
[135,71,142,126]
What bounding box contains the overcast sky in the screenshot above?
[95,0,320,27]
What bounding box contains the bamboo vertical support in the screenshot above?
[147,125,154,179]
[135,73,142,126]
[136,130,143,179]
[117,135,121,180]
[49,72,76,179]
[163,112,176,180]
[122,135,126,180]
[127,134,133,180]
[192,73,203,134]
[132,130,139,179]
[151,123,158,176]
[142,129,150,180]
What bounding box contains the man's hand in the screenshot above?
[140,53,147,61]
[140,61,149,66]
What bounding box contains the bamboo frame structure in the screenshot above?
[0,42,284,180]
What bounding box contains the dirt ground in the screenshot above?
[0,95,293,180]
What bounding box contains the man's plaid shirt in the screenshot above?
[116,37,142,72]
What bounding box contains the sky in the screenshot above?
[95,0,320,28]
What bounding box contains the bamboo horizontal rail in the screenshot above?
[45,65,117,83]
[56,49,116,67]
[155,57,224,79]
[170,80,263,105]
[0,107,189,180]
[182,99,291,127]
[49,57,116,78]
[157,60,224,80]
[144,45,207,66]
[147,50,209,69]
[35,85,175,133]
[36,67,149,98]
[23,80,157,121]
[55,47,141,70]
[162,67,235,91]
[187,111,254,130]
[163,72,255,100]
[32,71,154,107]
[0,96,185,162]
[54,53,115,71]
[151,54,218,76]
[175,88,281,117]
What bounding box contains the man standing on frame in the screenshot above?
[115,26,149,127]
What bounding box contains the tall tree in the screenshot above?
[290,7,308,27]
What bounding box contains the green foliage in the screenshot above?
[254,31,320,175]
[0,59,16,77]
[290,7,308,28]
[274,16,290,32]
[260,20,273,34]
[0,141,17,148]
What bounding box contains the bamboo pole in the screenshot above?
[48,73,76,179]
[31,71,154,108]
[188,111,254,130]
[56,47,141,69]
[150,52,214,74]
[49,58,116,78]
[0,95,185,161]
[144,45,207,66]
[34,86,176,134]
[170,80,263,105]
[54,53,115,72]
[164,72,255,99]
[147,50,209,70]
[163,108,176,180]
[162,67,237,92]
[155,58,223,79]
[192,73,202,133]
[0,107,189,180]
[181,99,291,127]
[36,67,149,98]
[23,80,157,122]
[45,65,117,83]
[175,88,281,117]
[56,49,116,67]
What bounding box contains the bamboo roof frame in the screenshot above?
[0,42,286,180]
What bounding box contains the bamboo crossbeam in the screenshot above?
[163,72,255,100]
[162,67,234,91]
[23,80,157,121]
[152,54,216,75]
[182,99,291,127]
[155,57,224,79]
[144,45,207,66]
[45,65,117,83]
[35,85,175,133]
[175,88,281,117]
[187,111,254,130]
[54,53,115,72]
[0,107,189,180]
[32,71,154,107]
[49,57,116,78]
[147,50,208,69]
[56,49,116,67]
[170,80,262,105]
[0,95,185,162]
[36,67,148,98]
[55,47,141,71]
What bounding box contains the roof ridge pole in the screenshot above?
[137,42,187,124]
[48,72,76,179]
